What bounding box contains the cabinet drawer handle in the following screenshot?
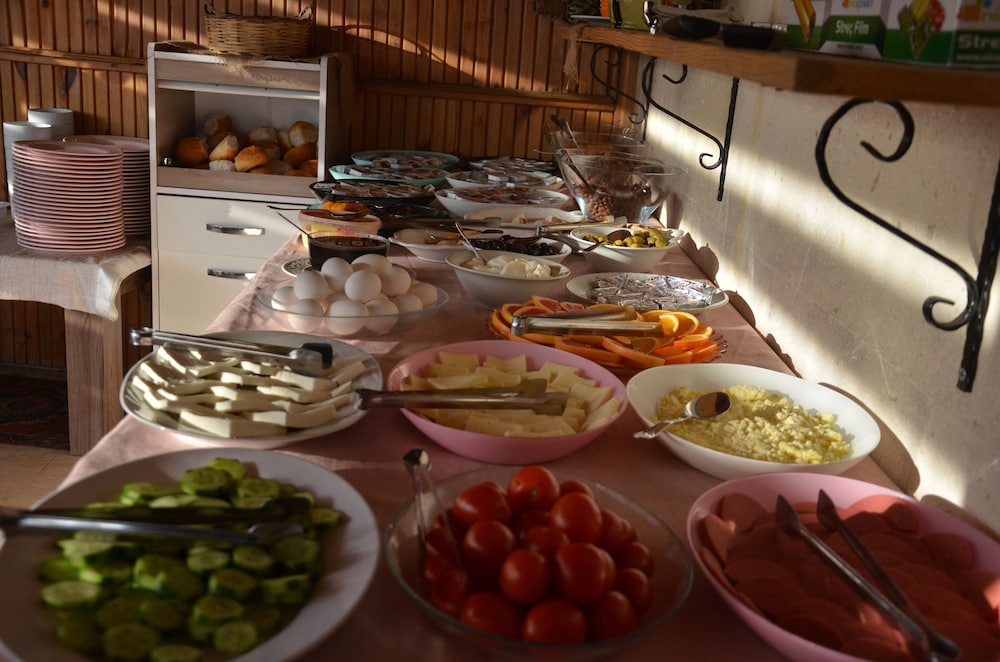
[206,268,256,281]
[206,223,265,236]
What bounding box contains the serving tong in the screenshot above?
[775,491,960,661]
[0,497,311,544]
[131,327,335,377]
[356,378,568,415]
[510,306,663,337]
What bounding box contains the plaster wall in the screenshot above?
[639,60,1000,533]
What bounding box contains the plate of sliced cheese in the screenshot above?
[119,331,382,448]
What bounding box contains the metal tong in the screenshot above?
[775,492,960,661]
[0,497,311,544]
[131,327,334,376]
[510,306,663,338]
[356,378,568,415]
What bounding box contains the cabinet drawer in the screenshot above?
[155,251,265,334]
[155,195,300,258]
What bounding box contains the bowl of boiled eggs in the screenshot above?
[256,253,448,337]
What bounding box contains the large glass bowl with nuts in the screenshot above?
[556,151,686,225]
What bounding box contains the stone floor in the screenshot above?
[0,444,78,509]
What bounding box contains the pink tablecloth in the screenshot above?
[59,237,897,660]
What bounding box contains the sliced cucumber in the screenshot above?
[206,457,248,481]
[121,482,181,503]
[150,643,204,662]
[179,467,233,498]
[231,545,275,577]
[212,620,258,656]
[186,547,230,575]
[40,580,103,609]
[96,595,144,629]
[270,536,321,574]
[208,567,257,600]
[38,556,80,583]
[191,595,244,627]
[102,622,161,662]
[56,612,103,653]
[258,574,312,606]
[140,597,186,632]
[235,477,282,500]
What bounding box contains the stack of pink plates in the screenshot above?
[11,140,126,253]
[64,135,150,236]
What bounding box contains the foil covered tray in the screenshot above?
[566,272,729,312]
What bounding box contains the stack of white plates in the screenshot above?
[10,140,126,253]
[64,135,150,236]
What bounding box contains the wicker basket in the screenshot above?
[203,3,313,58]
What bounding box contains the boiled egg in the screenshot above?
[365,298,399,334]
[326,299,368,335]
[380,265,412,297]
[293,270,330,301]
[344,269,382,302]
[409,281,439,308]
[392,292,424,314]
[270,285,298,311]
[352,253,391,274]
[286,298,325,333]
[320,257,354,292]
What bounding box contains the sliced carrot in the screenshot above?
[553,338,623,365]
[600,336,665,368]
[531,295,560,311]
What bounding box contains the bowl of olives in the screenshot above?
[569,225,685,272]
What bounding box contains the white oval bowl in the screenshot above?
[445,249,571,308]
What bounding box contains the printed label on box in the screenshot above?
[820,0,885,58]
[882,0,1000,66]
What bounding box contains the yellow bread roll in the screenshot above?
[175,136,209,167]
[288,120,318,147]
[234,145,269,172]
[209,134,240,161]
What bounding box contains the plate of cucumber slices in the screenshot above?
[0,448,379,662]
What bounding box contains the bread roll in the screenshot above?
[277,129,293,153]
[288,120,319,147]
[254,140,282,161]
[203,114,234,137]
[249,165,274,175]
[300,159,319,178]
[175,136,209,167]
[283,142,316,167]
[208,159,237,172]
[234,145,269,172]
[266,159,293,174]
[284,169,311,177]
[247,126,278,144]
[209,134,240,161]
[207,131,238,150]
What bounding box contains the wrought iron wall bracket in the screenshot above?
[815,98,999,392]
[639,58,738,202]
[584,46,738,201]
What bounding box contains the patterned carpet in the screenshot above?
[0,374,70,450]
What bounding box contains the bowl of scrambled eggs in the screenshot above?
[625,364,880,480]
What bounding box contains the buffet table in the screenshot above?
[57,235,898,660]
[0,212,151,455]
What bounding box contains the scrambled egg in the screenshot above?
[655,385,850,464]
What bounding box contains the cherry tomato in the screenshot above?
[613,540,655,577]
[459,591,522,638]
[461,519,516,589]
[425,520,461,565]
[522,525,569,559]
[598,508,635,554]
[549,492,603,544]
[424,545,458,587]
[558,479,595,499]
[499,548,550,605]
[452,481,512,526]
[513,507,549,539]
[507,465,560,514]
[614,567,653,617]
[428,564,471,619]
[553,542,615,604]
[521,599,587,644]
[585,590,637,640]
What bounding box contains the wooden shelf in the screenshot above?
[560,25,1000,107]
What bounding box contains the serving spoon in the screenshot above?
[633,391,731,439]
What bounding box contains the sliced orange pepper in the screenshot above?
[521,332,558,346]
[600,337,665,368]
[661,350,694,364]
[564,334,608,347]
[553,338,624,366]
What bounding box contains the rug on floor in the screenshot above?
[0,375,70,451]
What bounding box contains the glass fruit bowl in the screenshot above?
[383,466,694,660]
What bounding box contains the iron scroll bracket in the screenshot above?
[585,46,738,202]
[815,98,1000,392]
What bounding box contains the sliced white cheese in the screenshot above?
[256,384,331,404]
[250,403,347,428]
[178,410,285,438]
[219,370,275,387]
[270,369,336,392]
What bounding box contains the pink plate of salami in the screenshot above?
[687,473,1000,662]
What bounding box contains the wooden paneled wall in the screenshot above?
[0,0,637,371]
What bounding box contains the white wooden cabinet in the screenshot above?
[147,42,352,333]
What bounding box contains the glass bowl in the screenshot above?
[256,278,448,338]
[556,152,686,224]
[383,466,694,660]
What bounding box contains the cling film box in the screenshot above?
[881,0,1000,66]
[772,0,830,49]
[819,0,886,58]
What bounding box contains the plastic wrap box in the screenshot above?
[881,0,1000,66]
[818,0,885,58]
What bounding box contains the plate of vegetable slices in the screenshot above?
[0,448,379,662]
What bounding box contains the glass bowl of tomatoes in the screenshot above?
[383,465,694,660]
